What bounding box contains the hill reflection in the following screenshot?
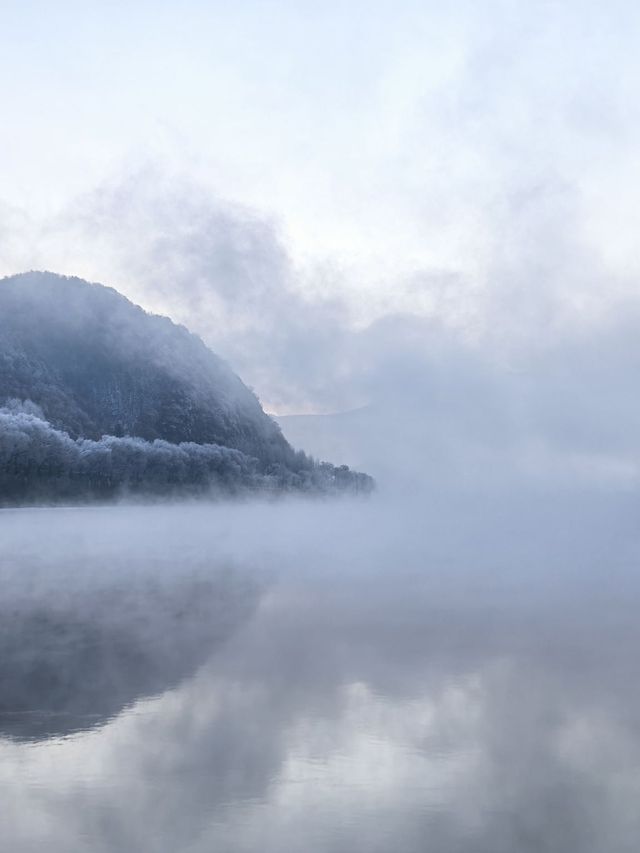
[0,553,261,741]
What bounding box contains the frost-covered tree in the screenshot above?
[0,402,374,504]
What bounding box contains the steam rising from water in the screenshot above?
[1,493,639,851]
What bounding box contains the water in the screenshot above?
[1,495,639,852]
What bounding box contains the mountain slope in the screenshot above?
[0,271,373,501]
[0,272,292,459]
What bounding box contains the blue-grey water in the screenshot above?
[1,493,639,852]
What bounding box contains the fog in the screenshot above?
[1,492,640,852]
[4,132,640,853]
[4,161,639,495]
[3,2,640,848]
[3,153,640,853]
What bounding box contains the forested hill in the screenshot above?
[0,272,373,502]
[0,272,288,458]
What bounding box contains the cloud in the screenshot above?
[3,163,640,494]
[1,167,361,413]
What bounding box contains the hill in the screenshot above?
[0,272,373,501]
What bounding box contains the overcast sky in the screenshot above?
[2,1,640,420]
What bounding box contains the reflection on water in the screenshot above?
[0,519,261,741]
[0,567,260,741]
[1,497,640,852]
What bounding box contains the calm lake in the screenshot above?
[1,494,639,852]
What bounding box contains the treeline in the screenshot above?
[0,402,374,503]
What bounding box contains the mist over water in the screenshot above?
[4,1,640,849]
[1,490,639,853]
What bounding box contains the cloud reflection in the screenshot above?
[1,499,639,851]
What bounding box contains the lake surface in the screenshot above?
[1,495,639,852]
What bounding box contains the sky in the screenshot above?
[4,1,640,296]
[2,1,640,450]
